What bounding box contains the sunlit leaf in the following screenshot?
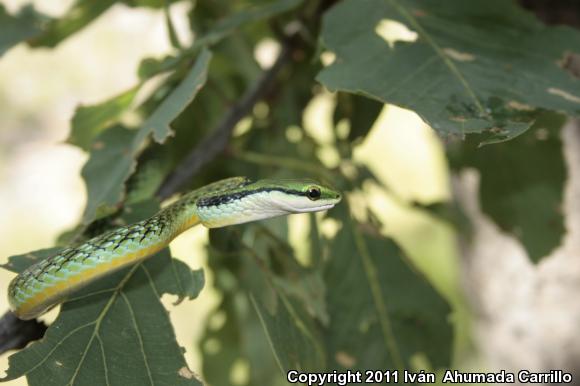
[251,292,326,371]
[80,50,211,224]
[138,0,304,79]
[204,200,452,378]
[140,48,212,143]
[323,205,452,371]
[201,292,288,386]
[318,0,580,143]
[0,202,205,386]
[81,125,139,223]
[124,147,172,205]
[68,86,140,151]
[204,219,328,379]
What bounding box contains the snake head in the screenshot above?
[196,178,342,228]
[254,179,342,213]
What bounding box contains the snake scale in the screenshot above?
[7,177,341,320]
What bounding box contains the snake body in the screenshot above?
[8,177,341,320]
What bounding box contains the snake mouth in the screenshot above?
[286,202,337,213]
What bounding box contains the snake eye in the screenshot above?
[306,187,321,201]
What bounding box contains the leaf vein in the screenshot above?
[352,222,404,370]
[141,265,160,298]
[382,54,438,101]
[121,292,155,386]
[96,334,110,386]
[387,0,486,121]
[67,263,142,385]
[20,321,96,376]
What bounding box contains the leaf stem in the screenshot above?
[163,1,182,50]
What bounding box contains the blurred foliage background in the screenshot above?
[0,0,579,385]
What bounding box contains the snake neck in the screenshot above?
[156,176,253,235]
[156,194,201,236]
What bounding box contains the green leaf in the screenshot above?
[136,0,298,89]
[0,248,61,274]
[81,125,139,223]
[333,93,384,142]
[121,0,181,7]
[251,292,326,371]
[251,292,326,373]
[204,222,328,378]
[206,205,452,377]
[28,0,116,48]
[125,148,172,205]
[140,48,212,143]
[80,50,211,224]
[200,288,288,386]
[191,0,303,49]
[323,205,452,371]
[1,202,205,386]
[243,224,328,373]
[449,112,567,262]
[0,4,44,57]
[317,0,580,143]
[163,3,182,50]
[68,86,140,151]
[137,55,182,80]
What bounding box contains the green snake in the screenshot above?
[8,177,341,320]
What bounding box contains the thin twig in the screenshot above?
[157,41,293,199]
